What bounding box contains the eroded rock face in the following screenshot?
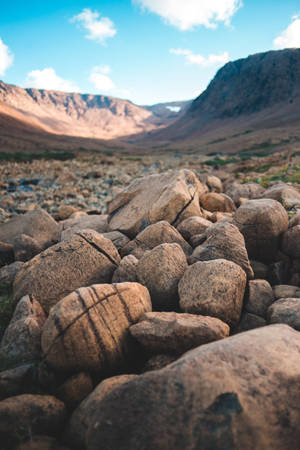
[176,216,212,241]
[0,295,46,366]
[130,312,229,355]
[121,221,192,258]
[41,282,152,372]
[0,261,24,285]
[0,208,59,254]
[273,285,300,300]
[86,325,300,450]
[179,259,246,327]
[262,184,300,208]
[200,192,236,213]
[225,183,265,206]
[267,298,300,330]
[233,199,288,263]
[189,222,254,279]
[56,372,93,409]
[0,394,66,442]
[136,243,188,311]
[65,374,137,450]
[108,170,202,238]
[13,230,120,313]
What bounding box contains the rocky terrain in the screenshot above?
[2,150,300,449]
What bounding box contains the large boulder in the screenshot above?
[176,216,212,241]
[189,221,254,278]
[262,184,300,209]
[86,325,300,450]
[0,295,46,367]
[130,312,229,355]
[59,214,108,241]
[65,374,137,450]
[225,183,265,206]
[136,243,188,310]
[41,282,151,372]
[121,221,192,258]
[108,170,202,238]
[200,192,236,213]
[0,208,59,255]
[244,279,274,318]
[179,259,246,327]
[0,394,66,443]
[112,255,138,283]
[282,225,300,258]
[233,199,288,263]
[267,298,300,330]
[13,230,120,313]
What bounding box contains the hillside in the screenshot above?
[0,81,186,143]
[142,49,300,155]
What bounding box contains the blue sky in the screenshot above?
[1,0,300,105]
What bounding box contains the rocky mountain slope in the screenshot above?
[144,49,300,154]
[0,81,186,142]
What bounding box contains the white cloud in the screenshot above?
[133,0,242,30]
[166,105,181,112]
[71,8,116,44]
[0,37,14,76]
[89,66,115,91]
[25,68,78,92]
[170,48,230,67]
[274,16,300,49]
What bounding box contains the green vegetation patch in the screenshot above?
[0,283,13,341]
[0,151,75,162]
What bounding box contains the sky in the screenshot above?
[0,0,300,105]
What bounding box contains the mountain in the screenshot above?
[144,49,300,154]
[0,81,187,144]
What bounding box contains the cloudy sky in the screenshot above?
[1,0,300,104]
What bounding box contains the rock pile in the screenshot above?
[1,166,300,449]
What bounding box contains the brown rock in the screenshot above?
[282,225,300,258]
[86,325,300,450]
[0,208,59,251]
[176,216,211,241]
[179,259,246,327]
[0,364,35,400]
[210,211,233,223]
[13,230,120,313]
[121,221,192,258]
[17,435,70,450]
[233,199,288,263]
[101,231,130,251]
[234,312,266,333]
[205,175,223,193]
[142,354,178,372]
[0,394,66,442]
[200,192,236,213]
[13,234,43,262]
[58,204,78,220]
[60,214,108,240]
[137,243,188,310]
[112,255,138,283]
[65,374,136,450]
[0,295,46,366]
[0,241,14,266]
[226,182,265,206]
[57,372,93,409]
[262,183,300,208]
[267,298,300,330]
[0,261,24,285]
[273,284,300,300]
[189,222,254,278]
[130,312,230,355]
[250,260,268,279]
[244,279,274,317]
[41,282,152,372]
[108,170,202,238]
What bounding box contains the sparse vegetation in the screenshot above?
[0,284,13,341]
[0,151,75,162]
